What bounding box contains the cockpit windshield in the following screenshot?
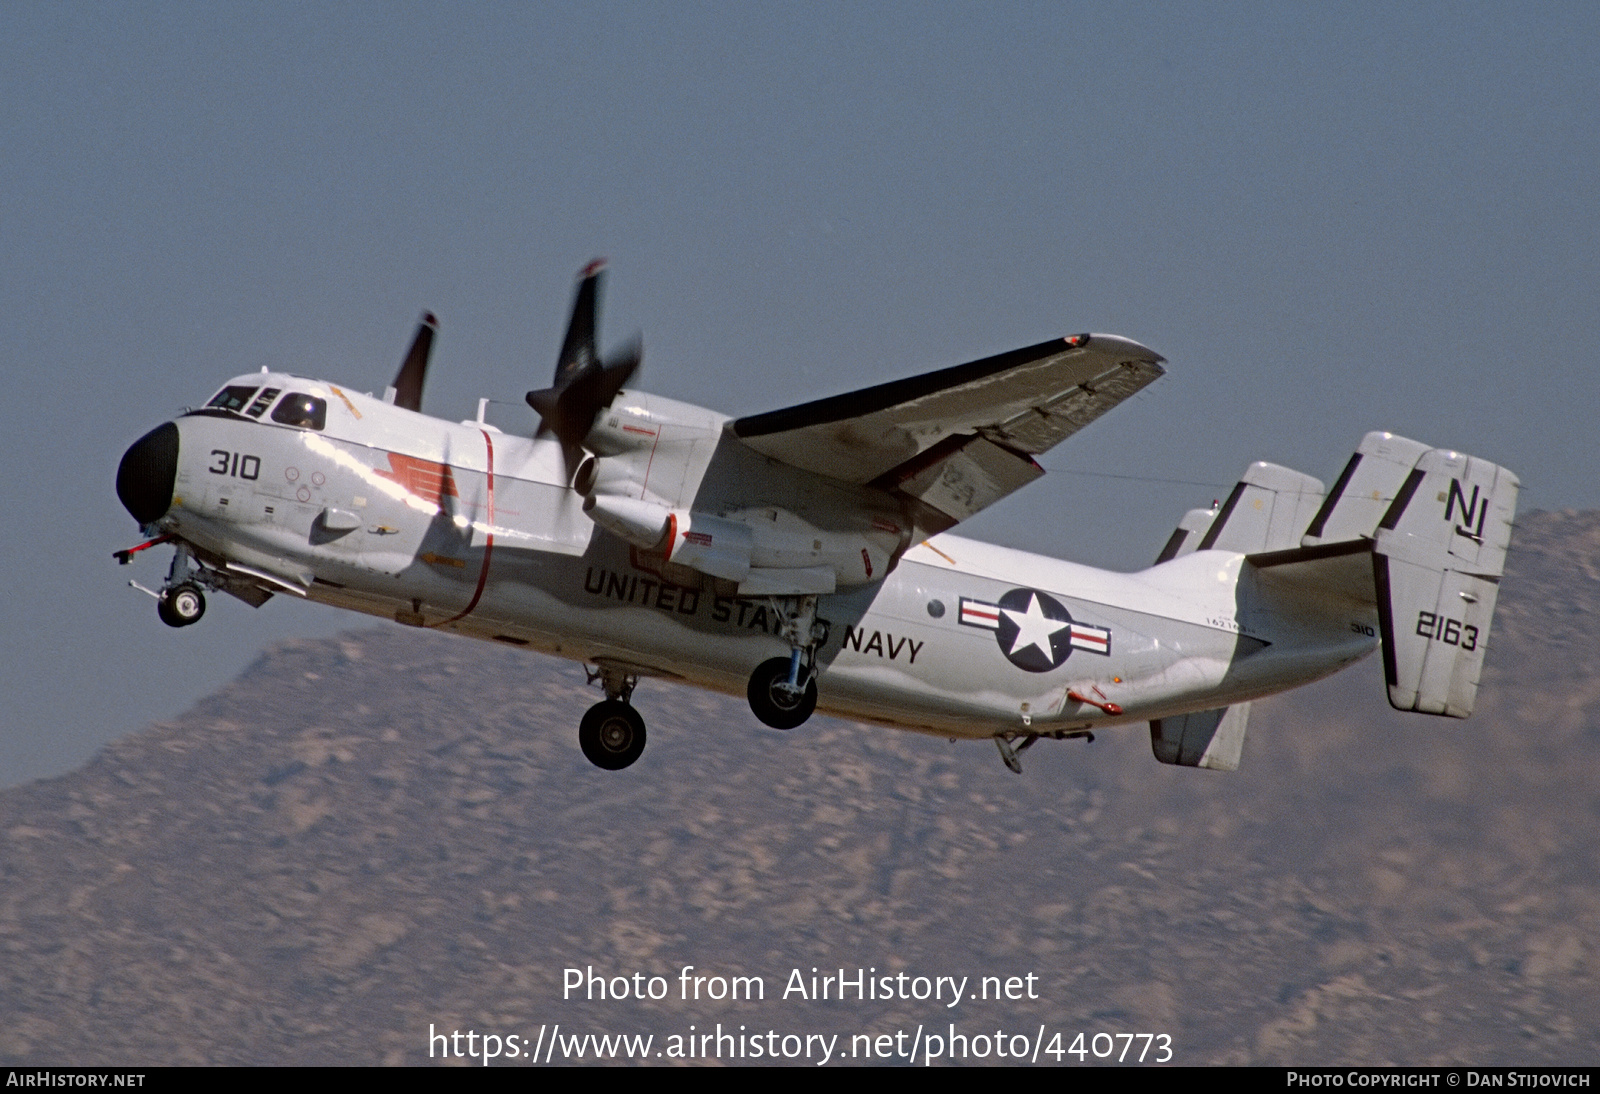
[191,383,326,430]
[205,385,259,413]
[245,388,281,417]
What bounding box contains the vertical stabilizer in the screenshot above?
[1154,507,1218,564]
[1301,432,1430,546]
[1150,703,1252,770]
[1371,448,1519,717]
[1194,462,1325,555]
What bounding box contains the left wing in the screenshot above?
[729,333,1164,527]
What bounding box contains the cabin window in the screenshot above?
[270,393,327,431]
[205,385,259,413]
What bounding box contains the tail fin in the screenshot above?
[1154,462,1324,562]
[1154,434,1518,749]
[1150,703,1252,770]
[1154,506,1218,563]
[1301,432,1431,546]
[1371,448,1518,717]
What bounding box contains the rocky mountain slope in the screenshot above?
[3,510,1597,1065]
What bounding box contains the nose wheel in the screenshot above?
[157,583,207,628]
[123,539,210,628]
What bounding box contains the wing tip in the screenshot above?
[1083,331,1166,364]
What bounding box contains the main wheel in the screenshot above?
[157,584,206,628]
[747,657,818,730]
[578,700,647,770]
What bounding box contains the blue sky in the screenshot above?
[3,2,1596,783]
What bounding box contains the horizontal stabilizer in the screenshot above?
[1372,447,1519,717]
[1246,538,1377,609]
[1150,703,1251,770]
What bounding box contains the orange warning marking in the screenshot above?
[376,452,459,505]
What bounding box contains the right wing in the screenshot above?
[729,333,1164,529]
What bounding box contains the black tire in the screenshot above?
[158,584,206,628]
[579,700,647,770]
[747,657,818,730]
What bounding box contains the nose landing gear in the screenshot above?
[121,538,211,628]
[155,542,207,628]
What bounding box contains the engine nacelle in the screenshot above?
[707,504,903,593]
[583,492,903,595]
[582,493,677,550]
[575,393,907,594]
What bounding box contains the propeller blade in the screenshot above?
[527,261,642,474]
[591,339,642,413]
[554,259,605,386]
[390,311,438,413]
[524,341,641,453]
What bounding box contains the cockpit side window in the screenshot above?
[245,388,281,418]
[270,393,327,431]
[206,385,259,413]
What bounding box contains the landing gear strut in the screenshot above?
[156,542,206,628]
[747,595,826,730]
[579,664,646,770]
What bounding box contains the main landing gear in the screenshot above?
[579,664,647,770]
[747,595,825,730]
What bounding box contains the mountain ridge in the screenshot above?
[3,509,1597,1065]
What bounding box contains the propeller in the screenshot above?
[390,311,439,413]
[526,260,641,480]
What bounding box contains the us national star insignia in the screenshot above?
[959,588,1112,672]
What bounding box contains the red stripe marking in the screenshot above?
[431,430,495,627]
[639,423,663,497]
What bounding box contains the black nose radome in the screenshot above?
[116,421,179,525]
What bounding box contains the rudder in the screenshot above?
[1371,448,1519,717]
